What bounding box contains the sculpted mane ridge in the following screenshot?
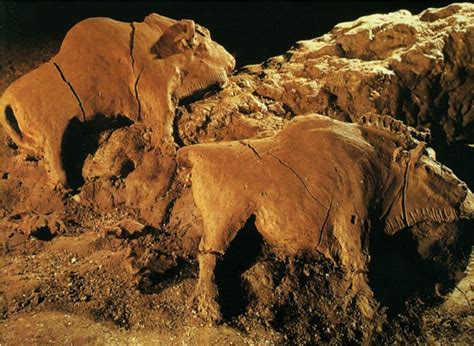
[357,113,431,150]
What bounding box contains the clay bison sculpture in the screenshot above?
[176,113,473,321]
[0,13,235,187]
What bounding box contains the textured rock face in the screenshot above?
[176,3,473,146]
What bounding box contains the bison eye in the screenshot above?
[196,28,206,36]
[195,25,210,38]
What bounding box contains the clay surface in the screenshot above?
[0,4,473,344]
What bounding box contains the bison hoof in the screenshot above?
[191,291,222,323]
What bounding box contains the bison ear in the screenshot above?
[152,19,197,58]
[176,20,196,41]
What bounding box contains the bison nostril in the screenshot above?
[4,105,23,139]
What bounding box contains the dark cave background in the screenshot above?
[0,1,458,68]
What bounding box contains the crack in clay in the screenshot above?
[240,141,262,159]
[401,155,410,228]
[129,23,142,121]
[129,22,136,73]
[317,200,333,249]
[53,62,86,122]
[267,152,328,209]
[134,68,143,121]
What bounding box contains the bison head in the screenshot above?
[382,141,473,233]
[153,19,235,99]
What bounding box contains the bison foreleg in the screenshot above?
[191,252,222,322]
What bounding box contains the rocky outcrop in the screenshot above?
[176,3,473,147]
